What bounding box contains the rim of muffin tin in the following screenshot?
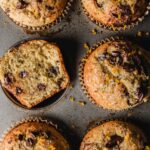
[1,38,70,111]
[80,118,148,149]
[0,0,73,32]
[79,36,149,112]
[0,117,71,149]
[80,0,150,31]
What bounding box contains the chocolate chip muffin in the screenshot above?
[81,0,148,29]
[0,0,70,30]
[0,40,70,108]
[0,121,70,150]
[80,120,146,150]
[82,40,150,110]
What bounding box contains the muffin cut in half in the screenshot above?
[0,120,70,150]
[81,0,148,30]
[82,39,150,111]
[0,0,70,31]
[80,120,147,150]
[0,40,70,108]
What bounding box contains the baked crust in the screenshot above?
[81,0,147,27]
[83,40,150,110]
[0,40,70,108]
[1,121,70,150]
[0,0,68,27]
[80,120,146,150]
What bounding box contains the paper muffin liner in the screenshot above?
[1,38,69,111]
[81,118,148,148]
[81,0,150,31]
[2,0,73,32]
[0,117,70,148]
[79,36,149,112]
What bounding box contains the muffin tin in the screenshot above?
[0,0,150,149]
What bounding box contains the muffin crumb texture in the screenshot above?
[0,40,70,108]
[0,121,70,150]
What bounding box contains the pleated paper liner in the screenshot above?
[0,117,71,149]
[1,38,70,111]
[79,36,149,112]
[81,0,150,31]
[80,118,148,149]
[1,0,73,32]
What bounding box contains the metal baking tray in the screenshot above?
[0,0,150,149]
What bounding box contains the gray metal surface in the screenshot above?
[0,0,150,149]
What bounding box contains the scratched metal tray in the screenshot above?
[0,0,150,149]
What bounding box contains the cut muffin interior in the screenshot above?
[0,40,70,108]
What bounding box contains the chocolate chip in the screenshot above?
[30,131,39,138]
[97,52,108,61]
[57,78,64,88]
[37,83,46,91]
[112,13,118,18]
[18,134,24,141]
[95,1,104,8]
[45,5,54,11]
[119,4,131,16]
[123,63,135,72]
[19,71,28,78]
[109,56,116,65]
[4,73,14,85]
[8,140,12,144]
[135,87,144,102]
[48,66,59,77]
[37,0,43,2]
[16,0,28,9]
[105,135,124,148]
[111,51,121,57]
[16,87,23,95]
[41,131,51,139]
[26,138,34,147]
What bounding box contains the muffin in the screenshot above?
[0,40,70,108]
[0,0,71,31]
[81,39,150,111]
[80,120,146,150]
[0,119,70,149]
[81,0,149,30]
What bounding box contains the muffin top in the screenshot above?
[81,0,147,27]
[80,121,146,150]
[83,40,150,110]
[0,121,70,150]
[0,0,68,27]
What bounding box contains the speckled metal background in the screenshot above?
[0,0,150,149]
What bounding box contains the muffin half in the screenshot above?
[81,39,150,111]
[0,0,71,31]
[81,0,149,30]
[0,40,70,108]
[0,119,70,149]
[80,120,146,150]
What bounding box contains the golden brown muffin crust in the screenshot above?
[0,0,68,27]
[81,0,147,27]
[80,121,146,150]
[83,40,150,110]
[1,122,70,150]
